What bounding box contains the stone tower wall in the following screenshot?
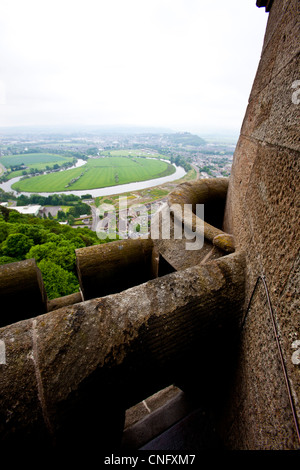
[223,0,300,449]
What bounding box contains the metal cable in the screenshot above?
[242,274,300,447]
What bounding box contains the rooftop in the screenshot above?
[10,205,42,216]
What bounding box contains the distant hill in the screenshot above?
[162,132,206,146]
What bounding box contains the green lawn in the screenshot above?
[12,156,175,193]
[0,153,74,179]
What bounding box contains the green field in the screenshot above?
[12,156,175,193]
[0,153,74,179]
[101,150,169,159]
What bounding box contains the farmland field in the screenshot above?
[12,156,175,193]
[100,149,169,159]
[0,153,74,179]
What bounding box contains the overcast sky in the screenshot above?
[0,0,268,134]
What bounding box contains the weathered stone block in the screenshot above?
[0,259,47,327]
[223,0,300,449]
[263,54,300,150]
[76,238,157,300]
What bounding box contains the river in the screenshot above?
[0,158,186,198]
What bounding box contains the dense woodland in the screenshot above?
[0,205,110,300]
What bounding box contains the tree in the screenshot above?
[8,211,26,223]
[26,239,78,273]
[68,203,91,218]
[37,259,79,300]
[1,233,33,259]
[0,222,8,243]
[49,241,77,272]
[17,195,30,206]
[9,223,48,244]
[26,242,57,264]
[57,210,67,221]
[67,214,75,225]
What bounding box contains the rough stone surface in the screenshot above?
[0,259,47,327]
[223,0,300,449]
[76,238,157,300]
[47,292,83,312]
[124,385,180,429]
[0,252,245,450]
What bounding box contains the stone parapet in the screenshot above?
[0,251,245,451]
